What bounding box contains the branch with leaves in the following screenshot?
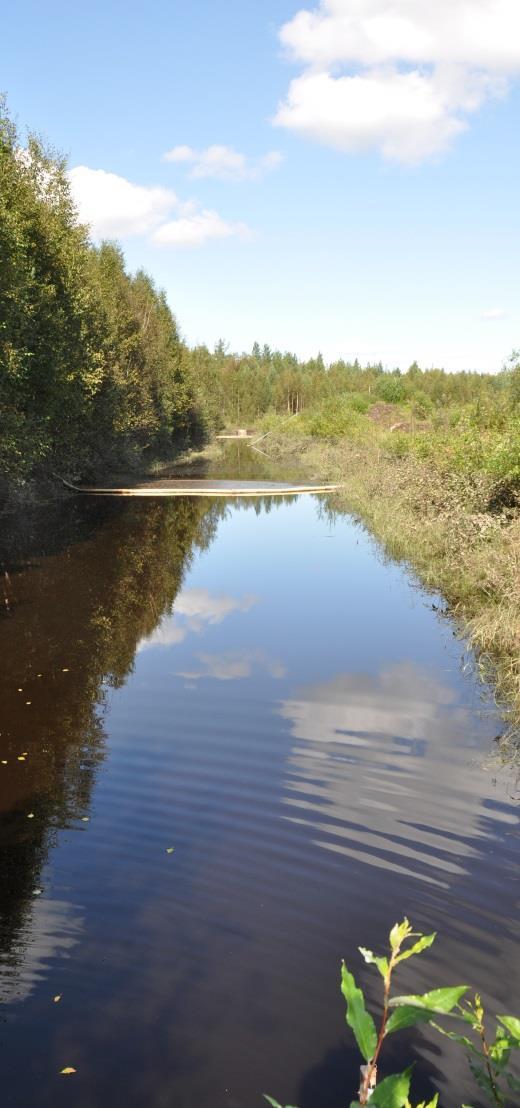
[264,919,520,1108]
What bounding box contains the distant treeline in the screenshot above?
[1,98,518,487]
[186,342,519,428]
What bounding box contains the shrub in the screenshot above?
[376,376,407,404]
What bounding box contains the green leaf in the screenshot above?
[497,1015,520,1043]
[412,1097,439,1108]
[340,962,378,1063]
[389,986,469,1016]
[369,1067,413,1107]
[490,1031,513,1065]
[263,1097,299,1108]
[359,947,389,978]
[389,920,413,953]
[430,1022,480,1057]
[394,933,436,965]
[386,1005,437,1036]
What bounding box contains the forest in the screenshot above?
[2,97,519,496]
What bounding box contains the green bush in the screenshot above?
[376,376,407,404]
[306,397,364,439]
[349,392,371,414]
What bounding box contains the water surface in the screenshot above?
[0,450,518,1107]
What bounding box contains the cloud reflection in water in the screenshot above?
[278,662,513,888]
[137,588,258,650]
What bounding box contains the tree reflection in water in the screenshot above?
[0,496,224,998]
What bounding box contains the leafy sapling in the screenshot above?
[345,919,520,1107]
[344,918,447,1105]
[265,919,519,1107]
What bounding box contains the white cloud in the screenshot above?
[275,0,518,162]
[481,307,508,320]
[176,650,286,681]
[275,69,474,162]
[165,144,194,164]
[279,0,520,71]
[69,166,177,238]
[138,589,257,651]
[277,662,499,888]
[279,662,460,747]
[68,166,251,247]
[164,144,283,181]
[153,209,250,248]
[175,588,257,626]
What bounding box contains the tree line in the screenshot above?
[2,97,518,489]
[0,100,199,487]
[185,342,519,429]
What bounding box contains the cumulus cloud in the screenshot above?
[164,144,283,181]
[153,209,250,247]
[68,166,177,238]
[275,0,518,162]
[68,165,251,247]
[481,307,508,320]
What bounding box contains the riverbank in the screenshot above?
[264,429,520,752]
[0,440,214,514]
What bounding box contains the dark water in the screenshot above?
[0,449,519,1107]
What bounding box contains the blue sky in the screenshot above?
[2,0,519,371]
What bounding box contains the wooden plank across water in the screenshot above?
[58,476,341,498]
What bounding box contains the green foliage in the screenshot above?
[352,1066,413,1107]
[3,97,519,501]
[0,99,202,487]
[376,376,407,404]
[303,396,365,439]
[266,920,519,1108]
[341,963,378,1062]
[182,329,520,494]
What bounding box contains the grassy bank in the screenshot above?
[263,416,520,752]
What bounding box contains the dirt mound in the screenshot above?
[367,402,400,426]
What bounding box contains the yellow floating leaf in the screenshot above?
[166,847,175,854]
[25,701,32,705]
[22,751,28,756]
[1,760,7,765]
[17,756,26,762]
[60,1067,76,1075]
[27,813,35,819]
[17,688,23,692]
[62,668,69,673]
[81,816,90,822]
[54,995,62,1003]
